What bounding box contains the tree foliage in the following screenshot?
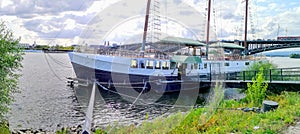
[242,61,278,80]
[0,21,23,121]
[246,61,276,71]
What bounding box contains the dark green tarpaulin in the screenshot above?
[209,42,245,49]
[158,36,207,47]
[170,55,202,63]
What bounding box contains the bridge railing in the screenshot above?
[226,67,300,82]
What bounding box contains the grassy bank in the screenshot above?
[103,92,300,134]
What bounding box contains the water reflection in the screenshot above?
[73,84,205,127]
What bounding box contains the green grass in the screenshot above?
[100,92,300,134]
[0,122,9,134]
[202,92,300,133]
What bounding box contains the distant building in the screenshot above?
[277,36,300,41]
[71,44,79,47]
[18,43,31,49]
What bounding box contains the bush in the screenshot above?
[242,61,278,81]
[0,21,23,121]
[247,61,276,71]
[289,53,300,58]
[245,67,268,107]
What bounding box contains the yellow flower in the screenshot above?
[216,127,220,132]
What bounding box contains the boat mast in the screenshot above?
[205,0,212,60]
[141,0,152,57]
[244,0,249,50]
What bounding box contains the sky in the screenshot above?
[0,0,299,46]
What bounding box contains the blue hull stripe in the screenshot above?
[71,62,199,92]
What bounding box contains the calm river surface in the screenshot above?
[8,52,300,131]
[8,53,192,131]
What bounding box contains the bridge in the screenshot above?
[223,40,300,55]
[200,67,300,93]
[114,39,300,55]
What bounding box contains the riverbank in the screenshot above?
[0,123,87,134]
[3,92,299,133]
[103,92,300,133]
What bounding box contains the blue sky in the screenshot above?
[0,0,299,45]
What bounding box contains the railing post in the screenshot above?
[226,73,229,80]
[243,71,245,81]
[209,64,212,81]
[270,69,272,82]
[281,69,283,81]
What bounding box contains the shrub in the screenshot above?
[289,53,300,58]
[243,61,277,80]
[0,21,23,121]
[245,67,268,107]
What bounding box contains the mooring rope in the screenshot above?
[99,81,149,133]
[95,80,262,112]
[95,81,197,108]
[45,53,73,68]
[43,53,65,81]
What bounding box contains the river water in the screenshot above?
[267,57,300,68]
[8,53,83,131]
[8,52,300,131]
[8,53,195,131]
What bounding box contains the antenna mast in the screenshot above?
[206,0,212,60]
[244,0,249,50]
[141,0,152,57]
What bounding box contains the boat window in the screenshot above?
[170,62,176,69]
[245,62,250,66]
[224,63,230,66]
[139,60,145,68]
[182,63,187,69]
[130,59,138,68]
[162,61,169,70]
[204,63,207,69]
[146,60,154,69]
[155,61,161,69]
[194,63,198,70]
[177,63,181,68]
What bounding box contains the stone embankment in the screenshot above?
[10,125,97,134]
[285,121,300,134]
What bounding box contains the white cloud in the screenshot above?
[0,0,299,45]
[86,0,121,14]
[257,0,267,2]
[64,19,77,30]
[0,0,13,8]
[268,3,277,10]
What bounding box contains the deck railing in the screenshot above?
[76,47,173,60]
[223,67,300,82]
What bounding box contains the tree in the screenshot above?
[0,21,23,121]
